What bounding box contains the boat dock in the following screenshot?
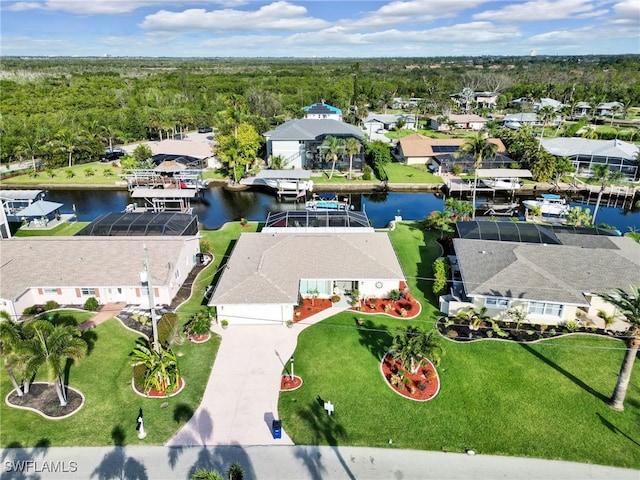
[240,170,312,198]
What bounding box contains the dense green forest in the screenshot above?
[1,55,639,168]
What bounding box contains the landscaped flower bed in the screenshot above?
[436,316,629,343]
[294,298,333,322]
[380,353,440,401]
[351,295,420,319]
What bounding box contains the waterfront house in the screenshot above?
[263,119,364,170]
[0,236,200,319]
[439,222,640,327]
[209,229,405,326]
[596,101,624,117]
[540,137,639,180]
[395,134,508,172]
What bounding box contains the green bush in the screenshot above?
[362,165,373,181]
[22,305,38,315]
[42,300,59,311]
[432,258,450,296]
[84,297,99,311]
[388,289,401,301]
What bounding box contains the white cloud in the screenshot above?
[608,0,640,26]
[474,0,606,22]
[140,2,329,32]
[6,0,247,15]
[527,26,595,44]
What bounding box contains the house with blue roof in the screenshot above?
[303,102,342,121]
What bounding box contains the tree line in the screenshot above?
[1,55,638,170]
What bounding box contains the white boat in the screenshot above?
[523,194,570,216]
[305,194,351,211]
[480,178,523,190]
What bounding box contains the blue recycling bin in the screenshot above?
[272,419,282,439]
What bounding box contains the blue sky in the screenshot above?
[1,0,638,57]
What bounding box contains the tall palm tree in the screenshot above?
[343,137,361,180]
[455,133,498,220]
[391,326,443,374]
[590,164,625,224]
[22,320,87,406]
[537,105,556,150]
[52,129,84,168]
[14,132,42,172]
[0,312,26,397]
[321,135,344,180]
[600,286,640,411]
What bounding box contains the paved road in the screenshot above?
[1,445,637,480]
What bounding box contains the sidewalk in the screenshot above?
[167,307,347,446]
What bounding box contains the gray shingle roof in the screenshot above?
[454,236,640,305]
[0,236,196,300]
[264,119,364,141]
[210,232,404,305]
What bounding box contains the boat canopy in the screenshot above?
[476,168,532,178]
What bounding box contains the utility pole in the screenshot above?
[142,244,160,352]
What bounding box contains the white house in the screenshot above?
[429,114,487,131]
[363,113,417,134]
[263,119,364,170]
[209,231,406,326]
[596,102,624,117]
[0,236,200,319]
[303,102,343,121]
[439,223,640,326]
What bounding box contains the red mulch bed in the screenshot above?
[294,298,333,322]
[188,333,211,343]
[381,353,440,401]
[351,295,420,319]
[280,375,302,391]
[134,378,184,398]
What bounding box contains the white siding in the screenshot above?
[270,140,305,169]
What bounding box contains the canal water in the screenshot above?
[44,186,640,233]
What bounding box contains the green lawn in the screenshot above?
[278,223,640,468]
[14,221,89,237]
[384,162,442,184]
[0,223,260,447]
[1,161,125,186]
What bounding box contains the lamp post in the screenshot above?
[141,245,160,353]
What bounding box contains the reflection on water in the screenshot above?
[43,186,639,232]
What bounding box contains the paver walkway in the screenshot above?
[167,307,348,446]
[78,302,126,331]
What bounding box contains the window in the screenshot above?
[485,297,510,308]
[528,301,563,317]
[299,280,330,296]
[81,288,96,296]
[43,288,58,294]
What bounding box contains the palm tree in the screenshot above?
[321,135,344,180]
[52,129,84,168]
[0,312,26,397]
[21,320,87,406]
[390,326,443,374]
[599,286,640,411]
[457,306,491,331]
[191,464,244,480]
[455,133,498,220]
[14,132,42,172]
[343,137,361,180]
[444,198,474,222]
[537,105,556,150]
[590,164,625,224]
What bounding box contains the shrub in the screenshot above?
[400,308,408,317]
[452,165,463,175]
[384,303,393,313]
[446,329,458,338]
[42,300,59,311]
[185,309,212,336]
[22,305,38,316]
[331,294,340,303]
[221,319,229,328]
[432,258,450,296]
[84,297,99,311]
[388,289,401,301]
[362,165,374,181]
[562,320,579,332]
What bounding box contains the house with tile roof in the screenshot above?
[540,137,639,180]
[263,119,364,170]
[439,222,640,326]
[0,236,200,319]
[209,231,405,325]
